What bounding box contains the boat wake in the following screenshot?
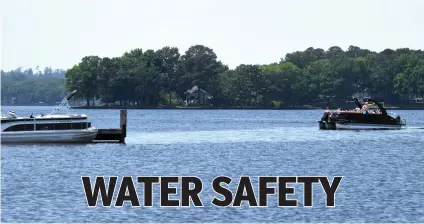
[126,127,318,145]
[126,126,424,145]
[404,126,424,129]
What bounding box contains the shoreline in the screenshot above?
[68,105,424,110]
[70,106,322,110]
[3,105,424,110]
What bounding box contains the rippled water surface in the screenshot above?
[2,106,424,222]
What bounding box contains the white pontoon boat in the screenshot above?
[1,90,98,143]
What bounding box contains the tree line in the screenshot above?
[65,45,424,107]
[3,45,424,107]
[1,67,66,105]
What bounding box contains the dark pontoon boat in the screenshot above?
[319,98,406,130]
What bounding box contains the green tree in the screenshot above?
[260,61,302,106]
[78,56,102,106]
[180,45,228,100]
[155,46,181,105]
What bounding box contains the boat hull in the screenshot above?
[335,123,402,130]
[1,128,98,143]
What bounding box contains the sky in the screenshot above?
[1,0,423,71]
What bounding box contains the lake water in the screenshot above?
[1,106,424,222]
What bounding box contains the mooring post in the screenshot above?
[120,109,127,143]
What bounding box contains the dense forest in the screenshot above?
[65,45,424,107]
[3,45,424,107]
[1,67,66,105]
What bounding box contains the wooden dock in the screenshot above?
[93,110,127,143]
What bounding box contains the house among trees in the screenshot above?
[184,86,212,105]
[352,91,371,100]
[410,95,423,103]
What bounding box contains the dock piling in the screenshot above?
[120,109,127,143]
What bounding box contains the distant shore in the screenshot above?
[67,105,424,110]
[3,104,424,110]
[69,105,320,110]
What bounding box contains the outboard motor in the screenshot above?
[396,115,401,124]
[321,112,329,122]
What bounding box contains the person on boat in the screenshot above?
[361,102,369,114]
[361,102,374,114]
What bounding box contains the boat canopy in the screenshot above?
[353,98,362,109]
[65,90,77,101]
[50,90,77,115]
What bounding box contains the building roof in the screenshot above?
[185,86,213,99]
